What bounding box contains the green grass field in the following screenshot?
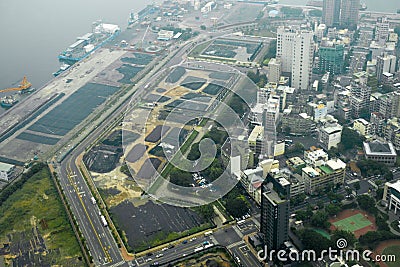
[382,245,400,267]
[0,166,83,264]
[332,213,372,232]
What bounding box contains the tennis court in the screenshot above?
[332,213,372,232]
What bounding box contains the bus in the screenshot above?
[100,215,108,227]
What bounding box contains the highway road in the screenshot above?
[57,155,125,266]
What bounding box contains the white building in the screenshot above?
[383,180,400,214]
[267,58,282,84]
[201,1,214,13]
[375,17,390,46]
[276,26,297,73]
[363,141,397,166]
[308,103,328,122]
[157,30,174,41]
[319,124,342,150]
[291,31,314,90]
[376,54,397,82]
[0,162,15,182]
[353,118,372,136]
[304,148,329,167]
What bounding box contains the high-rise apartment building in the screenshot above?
[375,17,390,45]
[350,85,371,118]
[276,26,297,73]
[277,27,315,90]
[323,0,341,27]
[340,0,360,30]
[376,54,397,82]
[291,31,314,90]
[260,174,290,250]
[318,39,344,75]
[267,58,282,84]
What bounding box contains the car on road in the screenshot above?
[156,253,163,258]
[182,240,188,244]
[146,258,153,262]
[168,244,175,249]
[146,252,153,257]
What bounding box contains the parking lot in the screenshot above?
[109,200,205,252]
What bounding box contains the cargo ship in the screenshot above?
[54,21,120,76]
[1,95,20,108]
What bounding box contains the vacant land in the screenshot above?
[0,165,83,266]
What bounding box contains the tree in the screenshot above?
[225,197,249,218]
[200,25,207,30]
[325,204,342,216]
[376,188,384,200]
[195,204,214,220]
[332,230,356,247]
[310,211,330,229]
[290,193,307,206]
[299,229,332,254]
[283,126,291,135]
[169,168,193,187]
[340,127,365,151]
[357,195,377,215]
[354,182,360,191]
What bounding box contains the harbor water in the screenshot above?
[0,0,153,93]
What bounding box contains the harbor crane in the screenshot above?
[0,76,32,93]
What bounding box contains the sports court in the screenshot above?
[329,209,377,238]
[332,213,372,232]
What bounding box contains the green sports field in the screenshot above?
[332,213,372,232]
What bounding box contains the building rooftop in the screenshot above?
[0,162,14,172]
[354,118,369,126]
[319,165,333,175]
[326,158,346,170]
[364,141,397,156]
[302,166,319,177]
[388,180,400,194]
[322,125,342,134]
[249,126,264,142]
[263,182,286,205]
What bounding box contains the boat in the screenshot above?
[1,95,19,108]
[53,63,71,77]
[360,2,367,10]
[57,21,120,65]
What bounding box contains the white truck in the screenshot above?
[100,215,108,227]
[91,197,96,205]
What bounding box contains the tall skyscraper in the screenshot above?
[276,26,297,73]
[340,0,360,30]
[260,173,290,250]
[375,17,390,45]
[291,31,314,90]
[318,39,345,75]
[323,0,341,27]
